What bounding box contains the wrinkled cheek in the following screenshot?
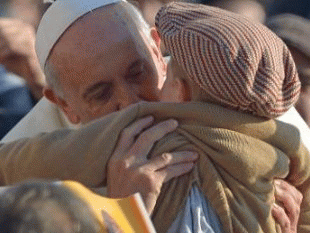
[82,101,119,124]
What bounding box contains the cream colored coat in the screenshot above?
[0,102,309,233]
[2,97,310,150]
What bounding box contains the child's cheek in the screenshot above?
[160,79,183,103]
[160,81,173,102]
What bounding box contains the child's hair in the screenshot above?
[156,2,301,118]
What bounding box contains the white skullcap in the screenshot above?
[36,0,126,69]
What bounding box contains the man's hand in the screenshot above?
[107,116,198,214]
[273,179,303,233]
[0,18,45,99]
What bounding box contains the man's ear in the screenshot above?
[43,87,81,124]
[150,27,161,49]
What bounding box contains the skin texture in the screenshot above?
[273,179,303,233]
[107,116,198,214]
[0,18,45,100]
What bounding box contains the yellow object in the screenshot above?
[62,181,156,233]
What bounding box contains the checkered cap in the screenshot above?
[155,2,300,118]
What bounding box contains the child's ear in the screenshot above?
[150,27,161,49]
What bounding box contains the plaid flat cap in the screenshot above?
[155,2,300,118]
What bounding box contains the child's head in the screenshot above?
[161,58,190,103]
[156,2,301,118]
[161,57,215,104]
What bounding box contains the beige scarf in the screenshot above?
[1,102,309,232]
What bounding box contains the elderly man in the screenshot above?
[0,0,200,215]
[0,0,307,232]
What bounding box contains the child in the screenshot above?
[154,2,310,233]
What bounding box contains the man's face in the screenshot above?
[46,5,166,124]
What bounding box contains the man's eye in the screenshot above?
[127,64,146,82]
[133,70,144,76]
[89,87,112,101]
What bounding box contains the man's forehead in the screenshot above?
[65,6,133,44]
[50,3,148,61]
[49,8,148,68]
[36,0,128,69]
[53,38,143,74]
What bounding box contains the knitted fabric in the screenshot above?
[1,102,310,232]
[155,2,301,118]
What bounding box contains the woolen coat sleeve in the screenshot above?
[0,104,141,187]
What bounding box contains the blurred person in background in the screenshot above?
[0,180,103,233]
[0,0,46,139]
[197,0,266,23]
[210,0,266,22]
[267,0,310,19]
[267,14,310,127]
[0,180,154,233]
[7,0,47,29]
[133,0,189,26]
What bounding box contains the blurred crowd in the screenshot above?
[0,0,45,139]
[1,0,310,232]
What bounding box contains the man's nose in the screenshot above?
[117,83,140,110]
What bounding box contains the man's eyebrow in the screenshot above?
[82,82,109,99]
[82,59,146,99]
